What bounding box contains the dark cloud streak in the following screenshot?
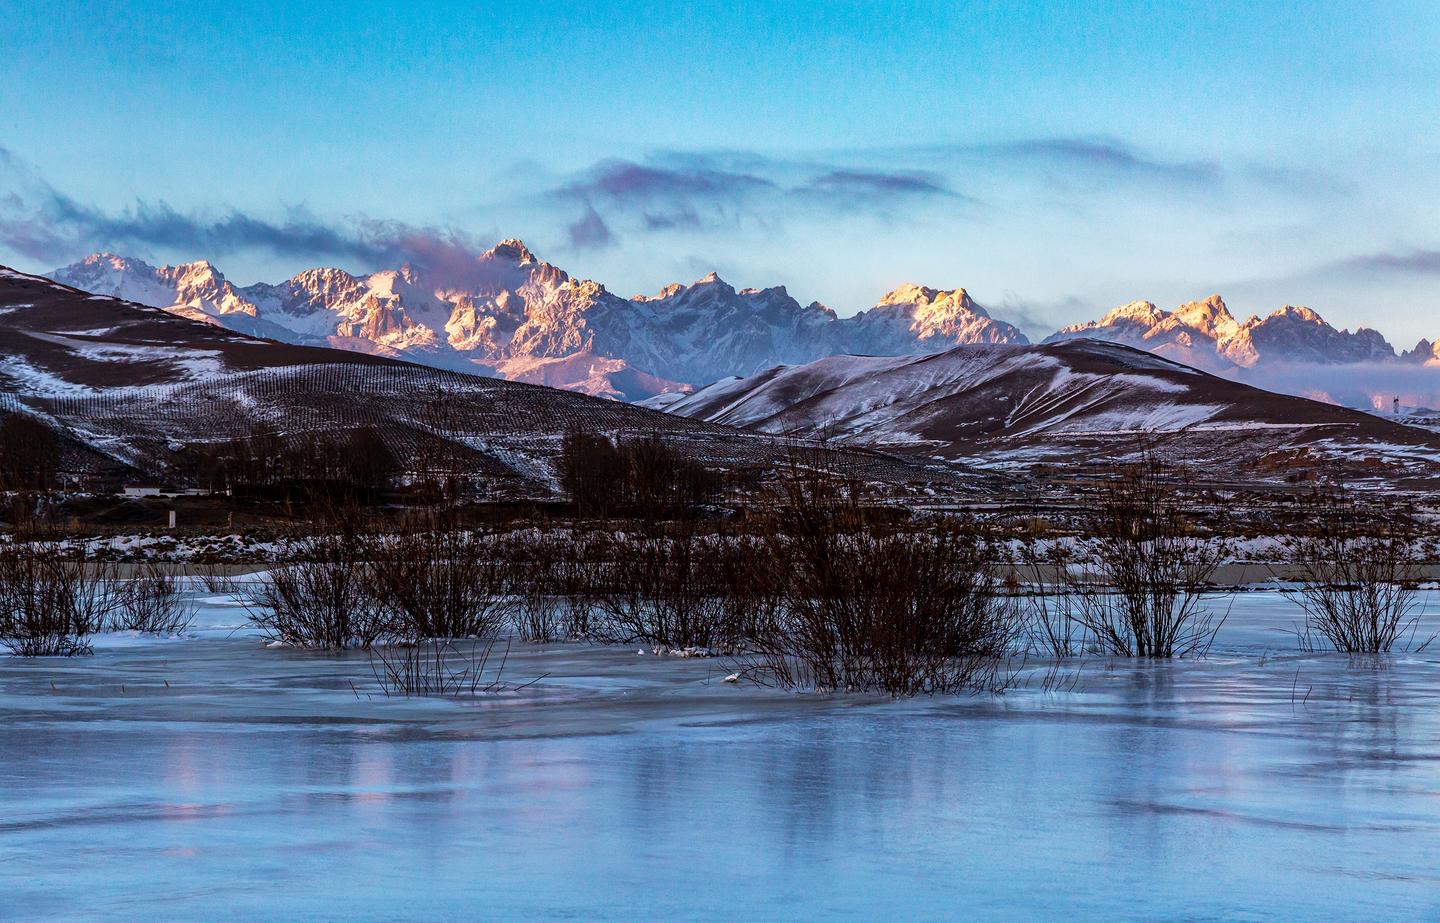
[553,155,960,250]
[0,144,491,279]
[1336,248,1440,276]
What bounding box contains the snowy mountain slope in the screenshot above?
[52,250,1425,411]
[49,246,1029,400]
[1401,338,1440,365]
[0,266,946,494]
[646,339,1440,483]
[1046,295,1396,370]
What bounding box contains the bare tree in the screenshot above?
[242,506,387,649]
[0,414,60,492]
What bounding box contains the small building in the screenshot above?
[121,485,211,498]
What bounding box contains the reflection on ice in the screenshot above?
[2,587,1439,919]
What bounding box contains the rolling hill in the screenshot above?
[0,266,950,497]
[645,340,1440,485]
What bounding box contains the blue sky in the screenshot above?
[1,0,1437,342]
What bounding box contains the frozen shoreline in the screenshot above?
[2,587,1440,919]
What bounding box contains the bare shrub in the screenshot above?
[369,638,529,697]
[504,534,569,643]
[1061,458,1228,658]
[744,517,1021,696]
[243,530,386,649]
[1281,488,1426,653]
[199,571,240,595]
[555,547,602,639]
[0,543,115,656]
[1017,543,1090,657]
[591,527,738,652]
[111,563,195,634]
[363,510,510,640]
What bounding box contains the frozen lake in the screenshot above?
[2,586,1439,920]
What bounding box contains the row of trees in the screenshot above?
[191,425,399,501]
[0,414,59,492]
[557,430,722,517]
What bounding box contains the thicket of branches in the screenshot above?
[557,430,721,517]
[1021,456,1228,658]
[242,508,387,649]
[193,424,397,501]
[0,541,111,656]
[1281,487,1427,653]
[0,414,60,493]
[363,507,512,641]
[731,459,1020,694]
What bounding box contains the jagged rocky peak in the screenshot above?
[637,282,687,302]
[1269,304,1323,324]
[851,283,1029,347]
[81,251,153,272]
[1050,294,1399,368]
[288,266,361,289]
[487,238,538,263]
[876,282,978,310]
[1101,300,1167,325]
[1402,338,1440,364]
[1170,294,1238,337]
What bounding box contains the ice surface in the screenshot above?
[2,585,1439,919]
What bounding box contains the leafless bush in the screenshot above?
[363,511,510,640]
[199,571,240,595]
[369,638,532,697]
[500,531,611,643]
[742,518,1021,696]
[1281,488,1426,653]
[0,542,115,656]
[1017,543,1089,657]
[590,527,738,652]
[1060,458,1228,658]
[504,534,569,643]
[110,563,195,634]
[243,530,386,649]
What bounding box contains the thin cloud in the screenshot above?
[0,144,496,284]
[993,137,1221,185]
[1334,247,1440,276]
[553,154,959,248]
[557,159,776,202]
[566,203,614,250]
[796,169,961,204]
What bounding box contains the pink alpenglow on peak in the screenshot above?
[50,243,1031,400]
[1047,294,1396,370]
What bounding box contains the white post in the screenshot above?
[168,510,177,529]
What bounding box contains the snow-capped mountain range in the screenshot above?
[0,264,936,494]
[1043,295,1398,371]
[49,244,1438,403]
[48,244,1025,401]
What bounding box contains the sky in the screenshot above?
[1,0,1437,344]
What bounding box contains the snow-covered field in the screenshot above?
[2,585,1439,919]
